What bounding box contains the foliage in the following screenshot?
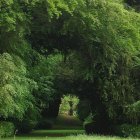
[59,95,79,115]
[28,0,140,126]
[0,0,140,136]
[58,0,140,126]
[126,101,140,124]
[0,121,15,138]
[29,0,140,133]
[36,119,53,130]
[29,0,84,55]
[15,119,37,134]
[0,0,28,53]
[0,53,36,119]
[114,124,140,138]
[14,107,39,133]
[83,113,94,126]
[30,52,63,111]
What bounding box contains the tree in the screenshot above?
[0,53,36,119]
[0,0,140,135]
[0,0,28,53]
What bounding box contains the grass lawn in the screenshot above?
[26,129,85,137]
[2,135,140,140]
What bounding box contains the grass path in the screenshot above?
[52,114,83,130]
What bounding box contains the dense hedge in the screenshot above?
[15,120,37,134]
[0,121,15,137]
[114,124,140,138]
[36,119,53,130]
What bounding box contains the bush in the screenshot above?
[114,124,140,138]
[0,121,15,138]
[36,119,53,129]
[15,119,37,133]
[14,108,39,134]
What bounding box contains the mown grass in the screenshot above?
[2,135,140,140]
[53,114,83,130]
[27,129,85,137]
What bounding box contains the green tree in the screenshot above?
[0,53,36,119]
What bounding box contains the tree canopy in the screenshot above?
[0,0,140,135]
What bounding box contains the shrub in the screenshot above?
[36,119,53,129]
[0,121,15,138]
[14,107,39,134]
[114,124,140,138]
[15,119,37,133]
